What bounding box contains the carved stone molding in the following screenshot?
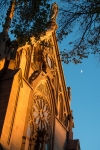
[42,40,56,79]
[50,2,58,23]
[29,70,41,84]
[30,95,51,149]
[36,83,48,96]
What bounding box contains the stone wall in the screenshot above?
[0,78,12,136]
[54,118,67,150]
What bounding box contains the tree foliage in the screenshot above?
[1,0,100,64]
[0,0,51,46]
[58,0,100,64]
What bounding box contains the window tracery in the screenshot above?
[42,40,56,79]
[32,95,50,132]
[28,95,51,150]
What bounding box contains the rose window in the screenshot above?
[32,96,50,130]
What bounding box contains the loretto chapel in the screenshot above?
[0,2,81,150]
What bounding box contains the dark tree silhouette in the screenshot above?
[57,0,100,64]
[0,0,51,46]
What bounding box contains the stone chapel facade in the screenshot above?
[0,3,80,150]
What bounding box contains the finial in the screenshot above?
[67,87,72,100]
[50,2,58,23]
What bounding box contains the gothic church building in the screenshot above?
[0,3,80,150]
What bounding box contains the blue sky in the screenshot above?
[59,41,100,150]
[57,1,100,149]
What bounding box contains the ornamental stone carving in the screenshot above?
[32,95,50,132]
[42,41,56,79]
[50,2,58,22]
[29,70,41,85]
[36,83,48,96]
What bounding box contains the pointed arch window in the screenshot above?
[15,50,22,68]
[59,94,63,122]
[24,119,33,150]
[24,48,32,80]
